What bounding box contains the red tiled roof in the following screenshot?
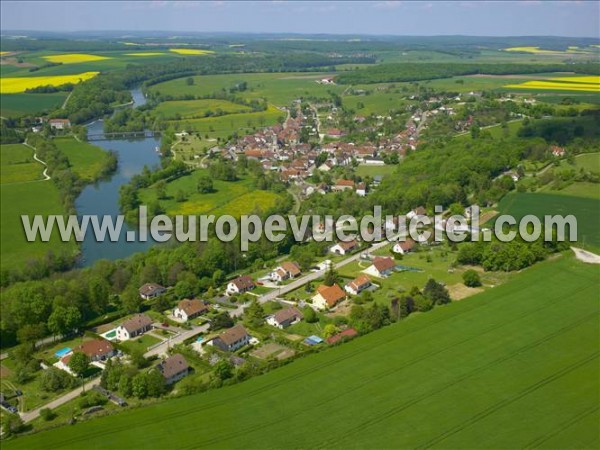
[316,284,346,308]
[326,328,358,344]
[372,257,396,273]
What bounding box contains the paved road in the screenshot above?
[20,377,101,423]
[143,324,209,358]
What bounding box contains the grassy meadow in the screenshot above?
[53,137,112,182]
[6,254,598,449]
[153,99,253,120]
[149,72,343,106]
[1,143,45,184]
[138,169,282,217]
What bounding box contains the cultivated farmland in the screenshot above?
[0,72,99,93]
[42,53,111,64]
[53,137,112,182]
[153,99,253,120]
[6,255,598,449]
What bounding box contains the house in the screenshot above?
[139,283,166,300]
[356,182,367,197]
[226,275,255,296]
[364,257,396,278]
[48,118,71,130]
[209,324,251,352]
[312,284,346,310]
[393,239,416,255]
[345,275,372,296]
[326,328,358,345]
[55,354,76,376]
[272,261,302,282]
[551,145,566,157]
[364,156,385,166]
[116,314,153,341]
[173,299,208,322]
[331,179,355,192]
[407,206,427,220]
[266,306,304,329]
[330,239,358,256]
[157,354,190,385]
[76,339,116,362]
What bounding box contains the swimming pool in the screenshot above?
[100,328,118,341]
[55,347,72,358]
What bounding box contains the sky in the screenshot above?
[1,1,599,37]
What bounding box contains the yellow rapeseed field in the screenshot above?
[504,80,600,92]
[125,53,166,57]
[42,53,110,64]
[504,46,559,54]
[0,51,10,56]
[0,72,99,93]
[549,76,600,84]
[169,48,214,55]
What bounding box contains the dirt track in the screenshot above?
[571,247,600,264]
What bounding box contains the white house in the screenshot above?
[266,307,304,329]
[115,314,153,341]
[226,275,255,296]
[157,354,190,385]
[392,239,416,255]
[208,324,251,352]
[345,275,372,296]
[312,284,346,310]
[173,299,208,322]
[364,257,396,278]
[330,240,358,256]
[139,283,166,300]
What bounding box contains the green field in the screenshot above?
[138,169,282,217]
[1,143,44,184]
[0,92,68,118]
[497,191,600,253]
[7,254,598,449]
[154,99,252,119]
[53,137,111,181]
[150,72,343,106]
[169,105,285,142]
[354,164,397,178]
[0,181,77,269]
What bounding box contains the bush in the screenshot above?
[462,269,482,287]
[78,391,107,409]
[40,367,74,392]
[39,408,56,421]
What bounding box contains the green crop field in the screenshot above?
[6,254,598,449]
[138,169,283,217]
[53,137,111,181]
[150,72,343,106]
[0,180,77,269]
[1,143,45,184]
[153,99,252,119]
[497,191,600,253]
[0,92,69,118]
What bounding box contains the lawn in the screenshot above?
[119,334,162,354]
[6,254,598,449]
[496,191,600,253]
[354,164,397,178]
[1,143,44,184]
[0,179,78,269]
[53,137,111,181]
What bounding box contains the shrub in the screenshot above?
[463,269,482,287]
[40,408,56,421]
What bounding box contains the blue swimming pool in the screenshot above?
[55,347,72,358]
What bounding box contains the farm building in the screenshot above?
[48,118,71,130]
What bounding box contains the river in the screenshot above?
[76,87,161,267]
